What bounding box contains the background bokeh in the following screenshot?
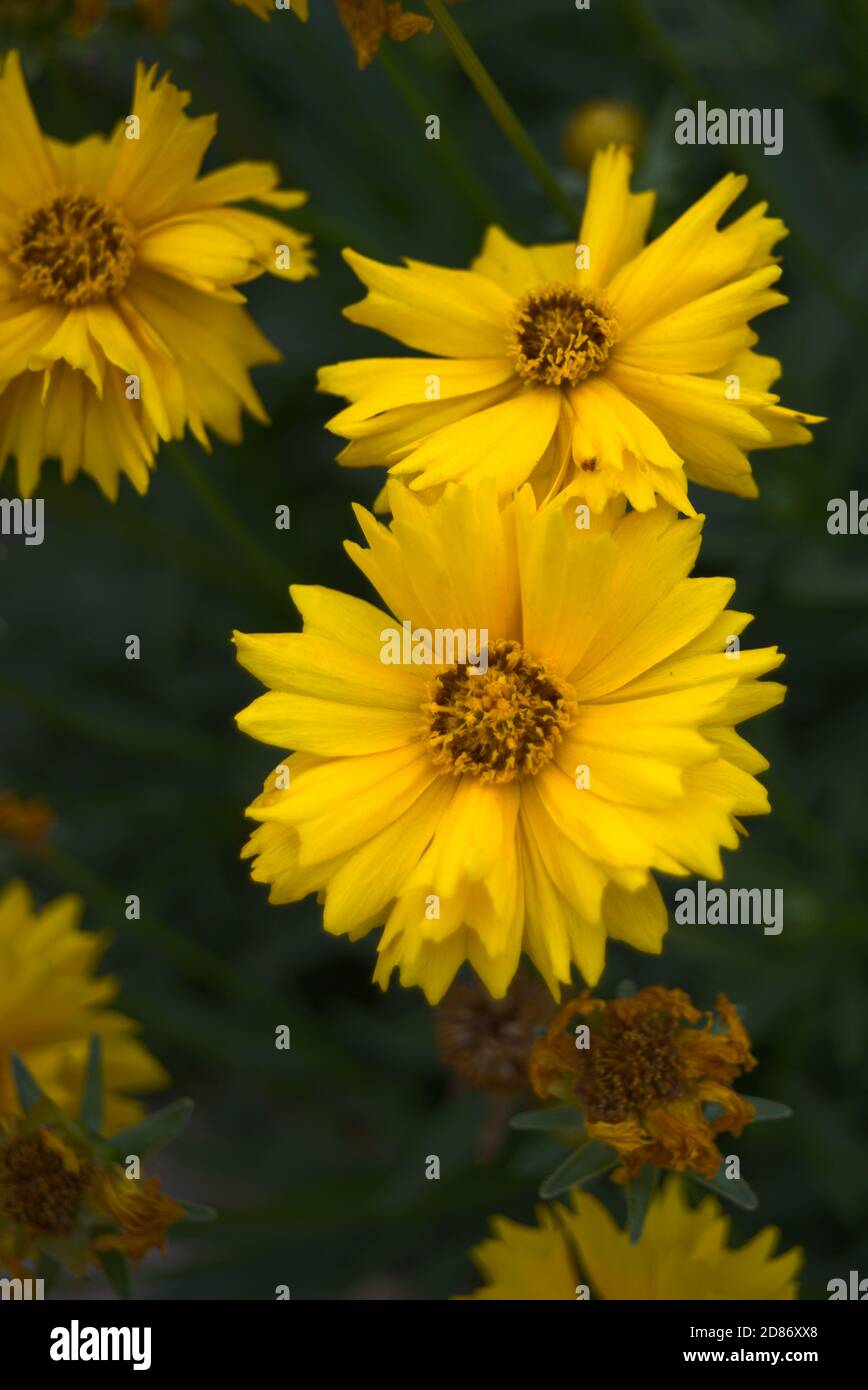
[1,0,866,1299]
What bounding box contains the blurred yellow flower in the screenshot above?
[233,0,459,71]
[319,145,822,513]
[462,1177,802,1299]
[235,481,784,1003]
[0,881,168,1133]
[530,987,757,1180]
[562,98,646,172]
[0,50,314,499]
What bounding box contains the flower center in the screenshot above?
[0,1133,90,1236]
[11,192,137,306]
[507,282,618,387]
[422,638,577,783]
[574,1014,686,1123]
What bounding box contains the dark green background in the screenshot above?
[1,0,866,1299]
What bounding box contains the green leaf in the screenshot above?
[98,1250,132,1300]
[509,1105,585,1132]
[10,1052,45,1113]
[179,1201,217,1223]
[539,1141,617,1199]
[625,1165,658,1244]
[742,1095,793,1122]
[108,1098,194,1160]
[690,1161,758,1211]
[79,1035,103,1134]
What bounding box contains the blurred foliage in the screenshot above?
[1,0,867,1299]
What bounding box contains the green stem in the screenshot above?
[424,0,580,229]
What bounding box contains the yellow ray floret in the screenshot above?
[461,1177,802,1300]
[319,145,822,513]
[0,880,168,1133]
[0,50,314,500]
[234,480,785,1003]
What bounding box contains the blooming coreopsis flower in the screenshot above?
[0,881,168,1132]
[529,987,757,1180]
[0,1117,184,1276]
[461,1177,802,1300]
[233,0,457,70]
[0,50,314,499]
[319,145,821,513]
[234,480,785,1003]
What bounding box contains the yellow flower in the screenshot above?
[0,50,314,500]
[234,480,784,1003]
[462,1177,802,1299]
[233,1,455,71]
[0,881,168,1133]
[0,1118,183,1273]
[529,987,757,1180]
[319,145,821,513]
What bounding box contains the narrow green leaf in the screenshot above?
[11,1051,44,1112]
[690,1161,758,1211]
[539,1141,617,1199]
[108,1098,194,1160]
[741,1095,793,1122]
[625,1165,658,1244]
[79,1035,103,1134]
[510,1105,585,1132]
[98,1250,132,1300]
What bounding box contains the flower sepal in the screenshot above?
[538,1139,619,1199]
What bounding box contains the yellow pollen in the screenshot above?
[11,192,137,307]
[574,1013,686,1123]
[421,638,577,783]
[507,282,618,387]
[0,1132,90,1236]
